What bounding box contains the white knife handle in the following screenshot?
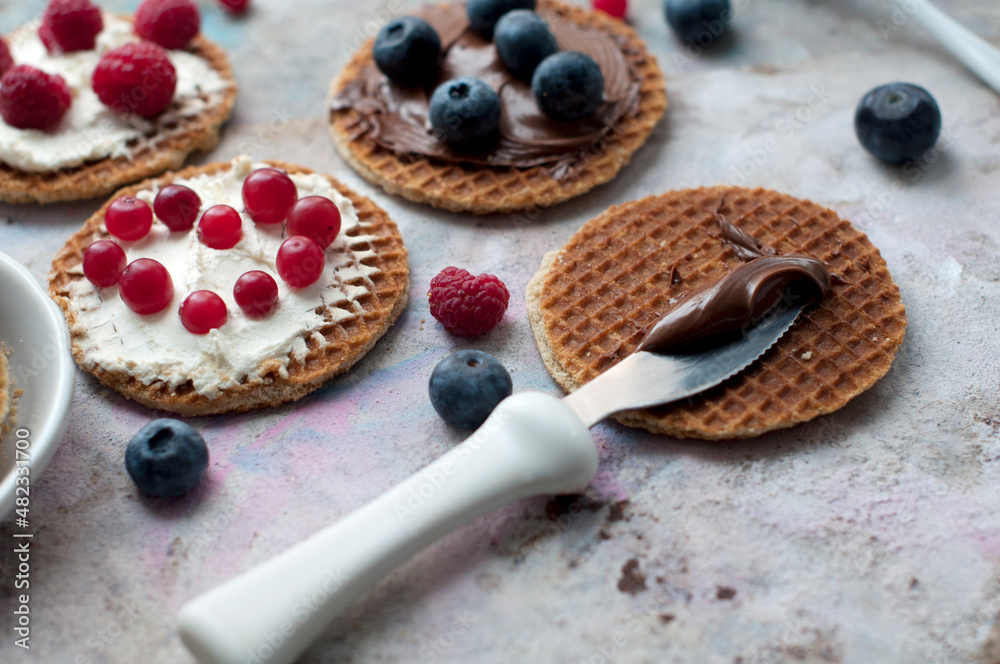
[901,0,1000,94]
[178,392,598,664]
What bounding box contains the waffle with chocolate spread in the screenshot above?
[328,0,667,215]
[527,186,907,439]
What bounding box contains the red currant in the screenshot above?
[179,290,228,334]
[287,196,342,249]
[233,270,279,318]
[218,0,250,14]
[82,240,126,288]
[105,196,153,242]
[242,168,297,225]
[154,184,201,232]
[276,236,325,288]
[197,205,243,250]
[119,258,174,315]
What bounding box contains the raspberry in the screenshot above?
[218,0,251,14]
[40,0,103,54]
[93,42,177,119]
[0,38,13,77]
[428,267,509,337]
[135,0,201,50]
[593,0,627,19]
[0,65,72,131]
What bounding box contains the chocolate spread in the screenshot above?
[636,219,831,355]
[331,2,643,179]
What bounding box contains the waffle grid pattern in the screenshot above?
[328,0,667,215]
[0,21,237,205]
[49,161,410,416]
[531,186,906,439]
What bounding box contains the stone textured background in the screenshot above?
[0,0,999,662]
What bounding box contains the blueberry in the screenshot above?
[495,10,558,80]
[429,350,513,429]
[663,0,731,43]
[532,51,604,122]
[125,419,209,497]
[854,82,941,165]
[467,0,536,39]
[429,77,502,145]
[373,17,442,87]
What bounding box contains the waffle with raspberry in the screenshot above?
[0,4,236,204]
[527,186,907,439]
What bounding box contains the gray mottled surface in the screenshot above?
[0,0,999,663]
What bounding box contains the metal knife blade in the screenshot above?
[564,302,804,428]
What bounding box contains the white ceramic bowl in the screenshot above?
[0,252,75,519]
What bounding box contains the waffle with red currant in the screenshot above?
[48,159,410,416]
[0,0,236,204]
[328,0,667,214]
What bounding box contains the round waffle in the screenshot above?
[0,21,237,205]
[328,0,667,215]
[527,186,907,439]
[49,161,410,416]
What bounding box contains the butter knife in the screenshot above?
[177,302,803,664]
[894,0,1000,96]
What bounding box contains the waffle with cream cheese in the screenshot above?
[49,160,409,416]
[0,15,236,204]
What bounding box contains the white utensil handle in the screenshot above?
[902,0,1000,94]
[178,392,598,664]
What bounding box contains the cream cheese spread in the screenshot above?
[64,157,382,398]
[0,14,231,173]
